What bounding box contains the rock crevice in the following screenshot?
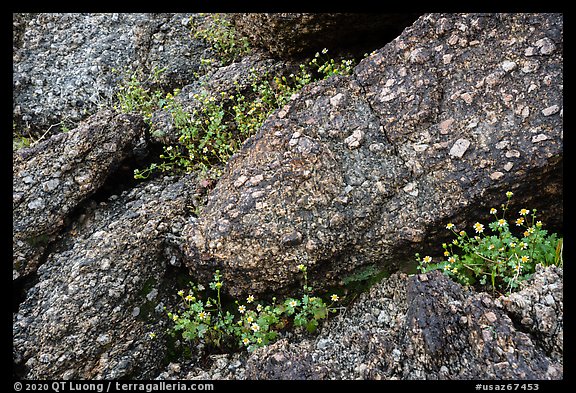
[13,110,147,281]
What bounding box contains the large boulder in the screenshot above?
[182,13,563,296]
[232,13,421,58]
[13,110,146,280]
[13,174,196,380]
[243,266,563,380]
[13,13,210,138]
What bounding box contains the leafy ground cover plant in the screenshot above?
[191,13,251,67]
[115,48,356,180]
[164,265,342,353]
[416,191,563,294]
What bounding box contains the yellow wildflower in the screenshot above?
[473,222,484,233]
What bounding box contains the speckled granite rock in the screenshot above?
[13,110,146,280]
[182,13,563,297]
[13,175,196,379]
[242,266,563,380]
[500,265,563,361]
[13,13,211,138]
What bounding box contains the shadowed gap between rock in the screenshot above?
[89,143,157,202]
[12,141,163,313]
[13,272,39,314]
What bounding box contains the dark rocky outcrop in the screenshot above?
[243,266,563,380]
[182,13,563,297]
[13,174,196,379]
[232,13,421,58]
[154,265,563,380]
[499,266,563,361]
[13,110,146,280]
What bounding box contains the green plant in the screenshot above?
[192,14,251,66]
[13,117,77,151]
[114,67,167,119]
[13,134,31,151]
[230,50,354,138]
[341,265,391,295]
[165,265,342,353]
[118,49,356,180]
[416,191,563,294]
[133,89,239,179]
[277,264,334,334]
[309,48,356,78]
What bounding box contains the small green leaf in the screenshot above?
[313,306,328,320]
[306,319,319,333]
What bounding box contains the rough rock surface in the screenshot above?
[13,175,196,380]
[13,110,146,280]
[182,13,563,296]
[12,12,564,382]
[153,266,562,380]
[13,13,210,138]
[243,266,563,380]
[500,266,563,361]
[232,13,421,58]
